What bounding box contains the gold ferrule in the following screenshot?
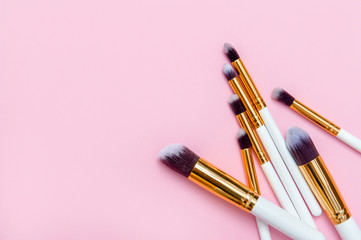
[241,148,260,195]
[189,158,259,212]
[233,59,266,111]
[299,156,351,225]
[229,78,264,129]
[236,113,269,165]
[291,100,341,136]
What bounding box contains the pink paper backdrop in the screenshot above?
[1,0,361,239]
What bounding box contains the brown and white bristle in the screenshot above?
[237,129,252,150]
[228,94,246,115]
[222,63,237,81]
[159,144,200,177]
[271,88,295,107]
[224,43,240,62]
[286,127,320,166]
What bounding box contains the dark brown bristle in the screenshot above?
[286,127,320,166]
[228,94,246,115]
[272,88,295,107]
[159,144,200,177]
[222,64,237,81]
[224,43,240,62]
[237,129,252,149]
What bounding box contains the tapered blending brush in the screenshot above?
[159,144,325,240]
[229,94,298,217]
[223,65,317,228]
[286,127,361,240]
[224,43,265,111]
[273,88,361,153]
[224,43,322,217]
[237,129,271,240]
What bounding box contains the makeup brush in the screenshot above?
[237,129,271,240]
[237,129,260,193]
[224,43,322,217]
[159,144,325,240]
[224,43,264,110]
[273,87,361,153]
[229,94,298,217]
[223,65,316,228]
[286,127,361,240]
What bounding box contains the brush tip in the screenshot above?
[286,127,319,166]
[237,129,252,149]
[159,144,200,177]
[228,94,246,115]
[271,88,295,106]
[223,42,233,51]
[223,43,240,62]
[223,63,237,81]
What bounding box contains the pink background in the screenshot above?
[1,0,361,239]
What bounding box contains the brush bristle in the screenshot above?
[237,129,252,149]
[159,144,200,177]
[228,94,246,115]
[271,88,295,106]
[224,43,240,62]
[286,127,320,166]
[223,64,237,81]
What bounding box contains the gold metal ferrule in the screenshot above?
[189,158,259,212]
[291,100,341,136]
[299,156,351,225]
[236,113,269,165]
[229,77,264,129]
[233,59,266,111]
[241,148,260,195]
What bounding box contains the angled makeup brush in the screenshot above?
[237,129,271,240]
[224,65,317,228]
[273,88,361,153]
[224,43,322,217]
[159,144,325,240]
[286,127,361,240]
[229,94,298,217]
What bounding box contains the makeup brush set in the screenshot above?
[158,43,361,240]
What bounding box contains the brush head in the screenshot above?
[223,63,237,81]
[228,94,246,115]
[159,144,200,177]
[224,43,240,62]
[271,88,295,107]
[237,129,252,149]
[286,127,320,166]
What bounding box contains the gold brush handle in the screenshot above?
[299,156,350,225]
[189,158,258,212]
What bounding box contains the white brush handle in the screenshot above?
[256,217,271,240]
[259,107,322,216]
[261,161,298,217]
[337,129,361,153]
[335,217,361,240]
[256,125,316,228]
[251,196,325,240]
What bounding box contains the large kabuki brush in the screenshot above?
[273,88,361,153]
[286,127,361,240]
[237,129,271,240]
[228,94,297,217]
[223,64,316,228]
[224,43,322,217]
[159,144,325,240]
